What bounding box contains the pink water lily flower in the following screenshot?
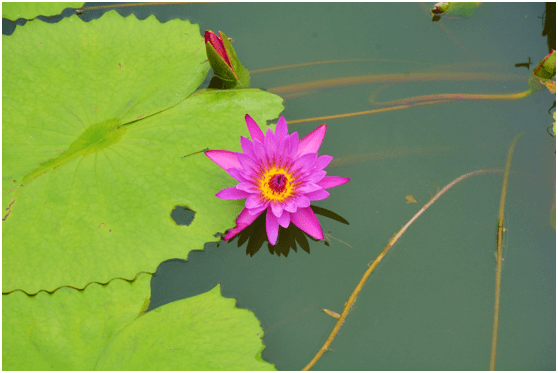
[206,115,350,245]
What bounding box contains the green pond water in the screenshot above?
[4,2,555,370]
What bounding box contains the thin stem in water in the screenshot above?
[288,100,451,125]
[490,132,524,370]
[303,168,503,371]
[370,89,535,108]
[287,88,533,125]
[268,72,526,96]
[250,58,429,74]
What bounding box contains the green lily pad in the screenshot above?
[2,11,284,294]
[3,278,273,370]
[2,273,152,370]
[2,2,84,20]
[96,284,275,370]
[436,2,480,17]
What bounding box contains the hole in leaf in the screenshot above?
[170,205,196,226]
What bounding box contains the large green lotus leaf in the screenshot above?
[2,2,84,20]
[2,10,284,294]
[3,87,283,294]
[3,277,273,370]
[2,273,152,370]
[96,284,275,370]
[3,11,208,217]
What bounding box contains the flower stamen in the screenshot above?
[269,174,287,193]
[258,167,296,203]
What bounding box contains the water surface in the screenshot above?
[6,2,554,370]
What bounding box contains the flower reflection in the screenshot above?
[230,205,350,257]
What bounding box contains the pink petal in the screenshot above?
[315,155,333,170]
[297,182,322,194]
[236,153,258,173]
[246,194,263,209]
[248,203,268,215]
[291,153,317,174]
[288,132,299,159]
[264,128,277,160]
[277,211,291,228]
[290,206,324,240]
[318,176,351,190]
[217,31,232,66]
[275,116,288,141]
[226,168,248,182]
[206,150,241,170]
[240,136,256,159]
[271,201,284,217]
[205,30,231,67]
[204,30,218,44]
[307,170,327,184]
[284,199,297,213]
[224,207,263,241]
[240,169,255,181]
[236,182,259,193]
[305,189,330,201]
[277,136,290,165]
[294,195,310,208]
[297,124,326,156]
[253,139,267,163]
[245,114,264,143]
[266,208,279,245]
[216,186,251,200]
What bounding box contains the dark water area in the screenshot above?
[4,2,555,370]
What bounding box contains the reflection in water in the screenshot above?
[229,205,349,256]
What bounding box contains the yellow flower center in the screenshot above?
[258,166,297,203]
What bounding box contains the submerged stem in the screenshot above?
[268,72,525,95]
[288,100,450,125]
[288,88,533,125]
[370,89,535,108]
[250,58,429,74]
[303,168,503,371]
[490,132,524,370]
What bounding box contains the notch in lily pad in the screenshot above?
[170,205,196,226]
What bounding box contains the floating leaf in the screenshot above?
[3,277,273,370]
[2,11,284,293]
[96,284,275,370]
[533,77,557,94]
[546,79,557,94]
[2,274,151,370]
[533,50,556,80]
[2,2,84,20]
[405,195,418,204]
[431,2,481,19]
